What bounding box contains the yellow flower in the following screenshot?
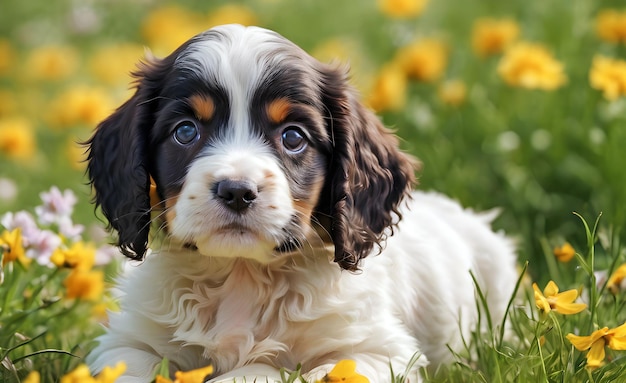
[0,89,18,117]
[395,38,448,82]
[437,79,467,106]
[24,45,79,82]
[64,268,104,301]
[61,364,95,383]
[0,39,15,76]
[595,9,626,45]
[316,360,369,383]
[61,362,125,383]
[47,85,114,128]
[89,43,144,85]
[23,371,40,383]
[366,63,407,112]
[0,117,36,160]
[96,362,127,383]
[1,228,31,266]
[471,18,520,57]
[141,5,206,56]
[589,55,626,101]
[206,4,258,28]
[553,242,575,263]
[378,0,429,19]
[51,241,96,270]
[567,323,626,369]
[607,264,626,295]
[156,364,214,383]
[532,280,586,315]
[497,42,567,90]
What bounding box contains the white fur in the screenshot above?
[89,192,517,382]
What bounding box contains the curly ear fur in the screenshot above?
[317,65,418,271]
[85,57,169,261]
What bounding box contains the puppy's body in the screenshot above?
[86,24,517,382]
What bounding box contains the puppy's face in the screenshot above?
[150,31,331,261]
[87,25,415,270]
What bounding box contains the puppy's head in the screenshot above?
[86,24,416,270]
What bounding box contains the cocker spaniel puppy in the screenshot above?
[86,24,517,383]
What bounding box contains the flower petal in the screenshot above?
[567,328,609,351]
[544,280,559,297]
[586,338,606,369]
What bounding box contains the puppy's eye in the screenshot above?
[281,126,307,153]
[173,121,199,145]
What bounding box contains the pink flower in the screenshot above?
[27,229,63,266]
[1,211,40,246]
[35,186,78,225]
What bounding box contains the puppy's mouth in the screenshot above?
[215,223,258,236]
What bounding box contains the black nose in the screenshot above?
[215,179,258,212]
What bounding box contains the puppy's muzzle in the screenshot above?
[214,179,258,213]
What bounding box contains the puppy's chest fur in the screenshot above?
[125,252,356,373]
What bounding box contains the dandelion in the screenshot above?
[156,364,214,383]
[377,0,429,19]
[589,55,626,101]
[567,323,626,369]
[366,63,407,112]
[64,268,104,301]
[553,242,576,263]
[47,85,114,128]
[1,228,31,266]
[0,117,36,160]
[607,264,626,294]
[24,45,79,81]
[533,280,587,315]
[595,9,626,45]
[0,39,15,76]
[471,18,520,57]
[206,4,258,28]
[437,79,467,106]
[0,89,18,118]
[316,360,369,383]
[395,38,448,82]
[89,43,144,85]
[141,5,205,55]
[497,42,567,90]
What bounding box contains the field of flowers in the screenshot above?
[1,0,626,382]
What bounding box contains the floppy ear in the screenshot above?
[316,65,418,271]
[85,59,166,261]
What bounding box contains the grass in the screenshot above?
[1,0,626,381]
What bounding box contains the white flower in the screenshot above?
[0,178,18,202]
[35,186,78,225]
[1,211,40,246]
[26,229,62,266]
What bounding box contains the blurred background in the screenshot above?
[1,0,625,282]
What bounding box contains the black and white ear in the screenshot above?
[85,58,167,261]
[316,64,419,271]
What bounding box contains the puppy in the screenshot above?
[86,24,517,382]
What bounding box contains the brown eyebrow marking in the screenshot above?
[267,98,292,124]
[189,94,215,121]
